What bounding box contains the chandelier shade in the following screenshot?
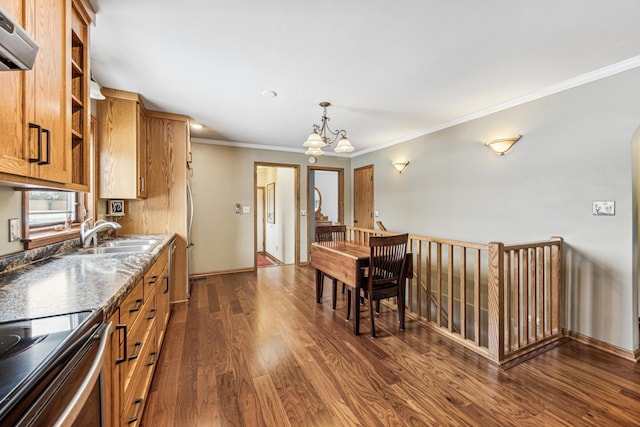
[303,132,326,149]
[303,102,354,155]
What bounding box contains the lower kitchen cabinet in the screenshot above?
[108,245,170,426]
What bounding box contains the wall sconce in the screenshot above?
[392,161,409,174]
[485,135,522,156]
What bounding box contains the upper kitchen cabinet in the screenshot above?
[0,0,94,189]
[68,0,93,191]
[97,88,148,199]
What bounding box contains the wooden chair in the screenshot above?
[315,225,347,310]
[347,233,408,338]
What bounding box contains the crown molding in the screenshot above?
[353,55,640,157]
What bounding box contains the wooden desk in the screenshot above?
[311,241,369,335]
[311,241,414,336]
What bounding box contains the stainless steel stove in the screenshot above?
[0,310,107,426]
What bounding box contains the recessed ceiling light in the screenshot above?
[191,123,203,129]
[262,90,277,98]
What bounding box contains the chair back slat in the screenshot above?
[369,233,408,285]
[315,225,347,243]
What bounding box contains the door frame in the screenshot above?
[307,166,345,258]
[254,162,300,268]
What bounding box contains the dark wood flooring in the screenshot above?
[142,265,640,426]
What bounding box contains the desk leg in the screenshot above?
[315,268,322,303]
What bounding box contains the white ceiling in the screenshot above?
[89,0,640,156]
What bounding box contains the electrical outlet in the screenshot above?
[8,218,20,242]
[301,209,307,216]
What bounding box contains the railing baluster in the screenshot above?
[436,242,443,327]
[448,244,454,333]
[426,241,432,322]
[514,251,521,349]
[504,250,511,353]
[460,246,467,340]
[474,249,481,346]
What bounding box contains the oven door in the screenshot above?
[13,322,112,427]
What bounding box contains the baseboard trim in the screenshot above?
[565,329,638,362]
[263,250,282,265]
[189,267,255,278]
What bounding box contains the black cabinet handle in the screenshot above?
[28,123,42,163]
[39,128,50,165]
[128,341,143,361]
[147,308,156,320]
[130,298,144,313]
[128,398,144,424]
[148,275,158,285]
[163,274,169,294]
[146,351,157,367]
[115,324,127,364]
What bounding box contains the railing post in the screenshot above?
[488,242,505,363]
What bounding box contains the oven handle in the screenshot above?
[54,322,112,427]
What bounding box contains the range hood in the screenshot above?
[0,7,39,71]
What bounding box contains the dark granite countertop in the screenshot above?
[0,234,174,323]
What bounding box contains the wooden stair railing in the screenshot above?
[345,226,564,366]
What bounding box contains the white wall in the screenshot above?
[352,67,640,352]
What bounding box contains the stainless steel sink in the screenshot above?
[76,245,156,255]
[73,238,161,255]
[99,239,160,248]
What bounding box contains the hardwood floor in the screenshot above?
[142,265,640,426]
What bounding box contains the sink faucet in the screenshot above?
[80,217,122,248]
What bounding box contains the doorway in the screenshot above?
[307,167,344,251]
[255,162,300,268]
[353,165,374,229]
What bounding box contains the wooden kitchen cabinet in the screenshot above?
[0,0,93,188]
[108,245,170,427]
[97,88,148,199]
[68,0,93,190]
[0,0,68,183]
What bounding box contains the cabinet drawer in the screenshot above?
[120,279,144,329]
[144,264,159,296]
[122,293,156,397]
[121,335,156,427]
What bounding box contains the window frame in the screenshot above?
[21,190,88,249]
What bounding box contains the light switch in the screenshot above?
[243,206,250,214]
[375,210,380,217]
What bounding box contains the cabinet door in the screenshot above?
[98,90,146,199]
[0,0,30,177]
[27,0,70,183]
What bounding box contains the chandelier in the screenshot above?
[303,102,354,155]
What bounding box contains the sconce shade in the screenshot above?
[393,161,409,174]
[485,135,522,156]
